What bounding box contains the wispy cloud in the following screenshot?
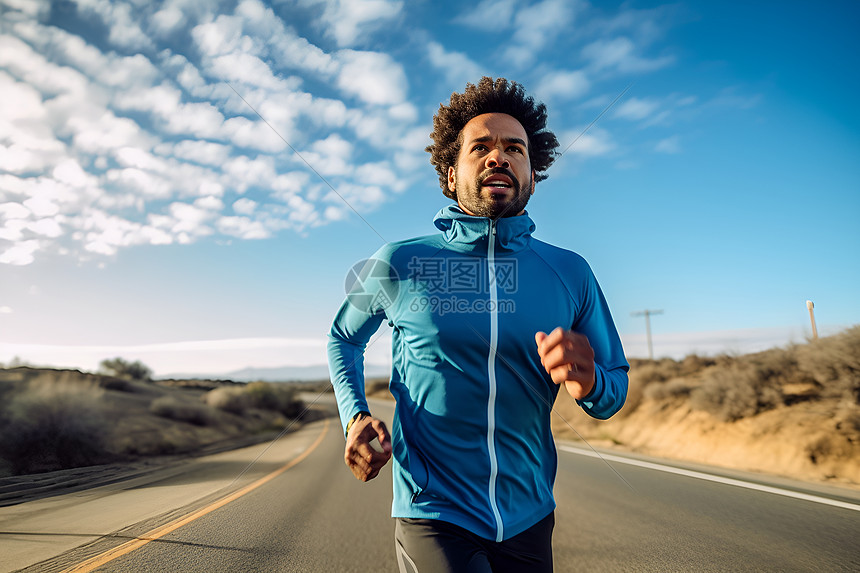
[455,0,517,28]
[535,70,590,102]
[426,41,486,90]
[559,126,615,158]
[504,0,579,68]
[655,135,681,154]
[583,37,675,74]
[614,97,660,120]
[456,0,579,69]
[296,0,404,47]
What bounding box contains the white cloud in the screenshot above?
[559,126,614,157]
[209,52,290,91]
[0,218,27,242]
[0,202,31,219]
[150,0,203,37]
[299,0,404,47]
[23,194,60,217]
[53,159,96,188]
[582,37,675,74]
[233,197,257,215]
[456,0,516,28]
[614,97,660,121]
[161,140,232,166]
[222,116,286,152]
[355,161,404,192]
[0,240,40,265]
[0,70,45,120]
[426,42,485,89]
[27,218,64,238]
[1,0,50,18]
[167,202,217,235]
[194,195,224,211]
[535,70,590,101]
[0,305,12,314]
[334,50,408,106]
[73,0,154,51]
[69,111,154,154]
[655,136,681,154]
[217,215,270,239]
[300,134,354,177]
[221,155,277,192]
[504,0,578,68]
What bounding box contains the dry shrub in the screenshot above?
[680,354,716,376]
[690,365,783,422]
[205,386,250,414]
[0,380,112,474]
[628,355,714,389]
[245,382,301,417]
[795,326,860,403]
[644,378,696,401]
[205,383,303,418]
[630,362,670,386]
[149,397,212,426]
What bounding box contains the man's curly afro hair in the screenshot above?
[426,77,559,199]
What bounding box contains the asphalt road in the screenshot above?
[4,397,860,572]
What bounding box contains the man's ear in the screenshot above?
[530,170,536,195]
[447,165,456,193]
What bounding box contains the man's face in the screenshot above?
[448,113,535,219]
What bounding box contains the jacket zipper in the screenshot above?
[486,219,503,542]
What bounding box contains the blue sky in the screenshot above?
[1,0,858,376]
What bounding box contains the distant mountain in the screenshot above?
[162,363,391,383]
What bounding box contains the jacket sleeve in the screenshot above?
[327,254,391,435]
[572,264,629,420]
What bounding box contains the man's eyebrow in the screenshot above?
[469,135,528,147]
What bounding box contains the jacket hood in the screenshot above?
[433,204,535,255]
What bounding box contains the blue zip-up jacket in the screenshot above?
[328,205,628,542]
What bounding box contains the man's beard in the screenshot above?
[456,167,533,219]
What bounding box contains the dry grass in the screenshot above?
[0,377,113,474]
[0,368,307,476]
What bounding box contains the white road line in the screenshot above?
[559,445,860,512]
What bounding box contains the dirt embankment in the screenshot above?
[552,326,860,488]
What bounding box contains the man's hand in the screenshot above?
[535,327,596,399]
[344,414,392,482]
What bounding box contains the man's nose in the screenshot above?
[485,149,509,169]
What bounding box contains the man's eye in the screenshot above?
[472,145,487,152]
[508,146,523,153]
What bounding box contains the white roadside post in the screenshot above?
[806,300,818,340]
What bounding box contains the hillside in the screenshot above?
[551,326,860,487]
[0,367,322,478]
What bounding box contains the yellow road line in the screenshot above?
[63,418,331,573]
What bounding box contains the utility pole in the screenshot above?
[631,309,663,360]
[806,300,818,340]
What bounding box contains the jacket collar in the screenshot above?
[433,204,535,255]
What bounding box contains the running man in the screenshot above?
[328,77,629,572]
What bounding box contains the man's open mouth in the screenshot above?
[481,174,513,189]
